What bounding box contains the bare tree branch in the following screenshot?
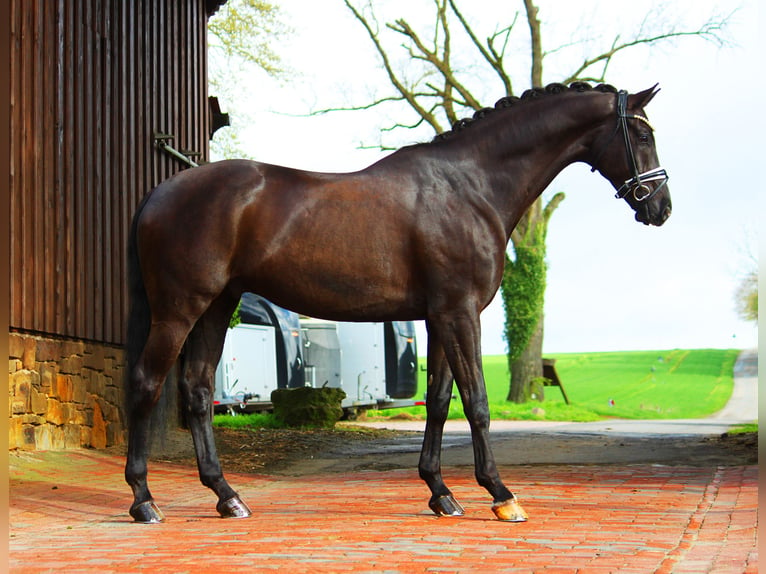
[388,16,482,111]
[436,0,457,122]
[447,0,516,96]
[560,14,733,85]
[338,0,734,146]
[311,95,407,116]
[343,0,444,133]
[487,20,517,95]
[523,0,543,87]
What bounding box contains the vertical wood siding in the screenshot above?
[10,0,213,345]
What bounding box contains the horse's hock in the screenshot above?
[8,332,126,451]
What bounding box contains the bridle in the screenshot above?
[591,90,669,202]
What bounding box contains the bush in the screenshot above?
[271,386,346,429]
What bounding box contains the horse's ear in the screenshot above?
[629,84,660,109]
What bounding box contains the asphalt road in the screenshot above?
[280,349,759,474]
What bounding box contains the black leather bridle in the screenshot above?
[592,90,669,202]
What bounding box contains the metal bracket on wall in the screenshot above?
[153,132,201,168]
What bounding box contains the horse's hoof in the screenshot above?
[492,497,528,522]
[429,494,465,517]
[130,501,165,524]
[217,495,252,519]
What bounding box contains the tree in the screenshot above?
[734,236,758,324]
[336,0,730,402]
[207,0,290,160]
[735,270,758,324]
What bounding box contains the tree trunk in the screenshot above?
[502,193,563,404]
[507,313,544,403]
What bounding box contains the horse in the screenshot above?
[124,82,671,523]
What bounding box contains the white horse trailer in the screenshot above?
[301,319,420,416]
[214,296,420,416]
[214,323,278,411]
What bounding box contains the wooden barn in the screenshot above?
[8,0,229,450]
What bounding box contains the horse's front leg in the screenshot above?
[430,310,528,522]
[419,327,464,516]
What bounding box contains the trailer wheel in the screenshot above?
[342,407,363,421]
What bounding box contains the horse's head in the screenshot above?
[590,85,671,226]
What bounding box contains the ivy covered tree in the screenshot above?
[502,193,563,402]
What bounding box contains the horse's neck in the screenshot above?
[480,94,612,236]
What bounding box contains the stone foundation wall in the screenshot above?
[8,332,126,451]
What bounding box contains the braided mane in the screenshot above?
[433,82,618,142]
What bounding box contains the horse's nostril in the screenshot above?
[656,204,672,225]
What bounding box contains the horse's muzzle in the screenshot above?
[635,197,672,226]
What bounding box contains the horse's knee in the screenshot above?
[462,398,491,431]
[183,384,213,417]
[425,405,449,428]
[469,416,490,435]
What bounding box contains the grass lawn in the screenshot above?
[364,348,740,422]
[544,349,739,419]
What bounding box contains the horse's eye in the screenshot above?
[639,132,651,144]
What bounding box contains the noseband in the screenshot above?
[591,90,669,202]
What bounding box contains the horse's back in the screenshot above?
[134,160,417,315]
[138,159,314,248]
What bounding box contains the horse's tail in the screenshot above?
[125,192,154,396]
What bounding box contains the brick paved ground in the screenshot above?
[9,450,757,573]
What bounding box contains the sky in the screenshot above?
[210,0,761,356]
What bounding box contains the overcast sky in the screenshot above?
[211,0,761,355]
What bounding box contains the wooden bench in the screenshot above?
[542,358,569,404]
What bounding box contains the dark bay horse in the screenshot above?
[124,82,671,523]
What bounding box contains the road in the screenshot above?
[356,349,758,437]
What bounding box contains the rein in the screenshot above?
[591,90,669,202]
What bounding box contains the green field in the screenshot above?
[370,348,740,422]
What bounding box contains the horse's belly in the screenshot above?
[237,229,424,321]
[253,264,424,321]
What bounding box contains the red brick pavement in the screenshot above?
[9,451,758,573]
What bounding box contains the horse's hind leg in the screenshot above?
[125,320,193,523]
[419,326,464,516]
[179,293,251,519]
